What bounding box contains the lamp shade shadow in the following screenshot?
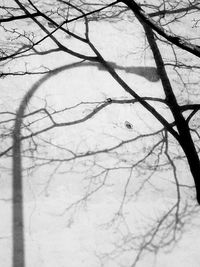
[98,62,160,82]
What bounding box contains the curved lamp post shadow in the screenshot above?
[12,61,83,267]
[12,59,159,267]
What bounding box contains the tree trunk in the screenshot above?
[178,129,200,204]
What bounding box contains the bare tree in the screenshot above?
[0,1,200,267]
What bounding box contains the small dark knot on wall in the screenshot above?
[106,98,112,103]
[125,121,133,129]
